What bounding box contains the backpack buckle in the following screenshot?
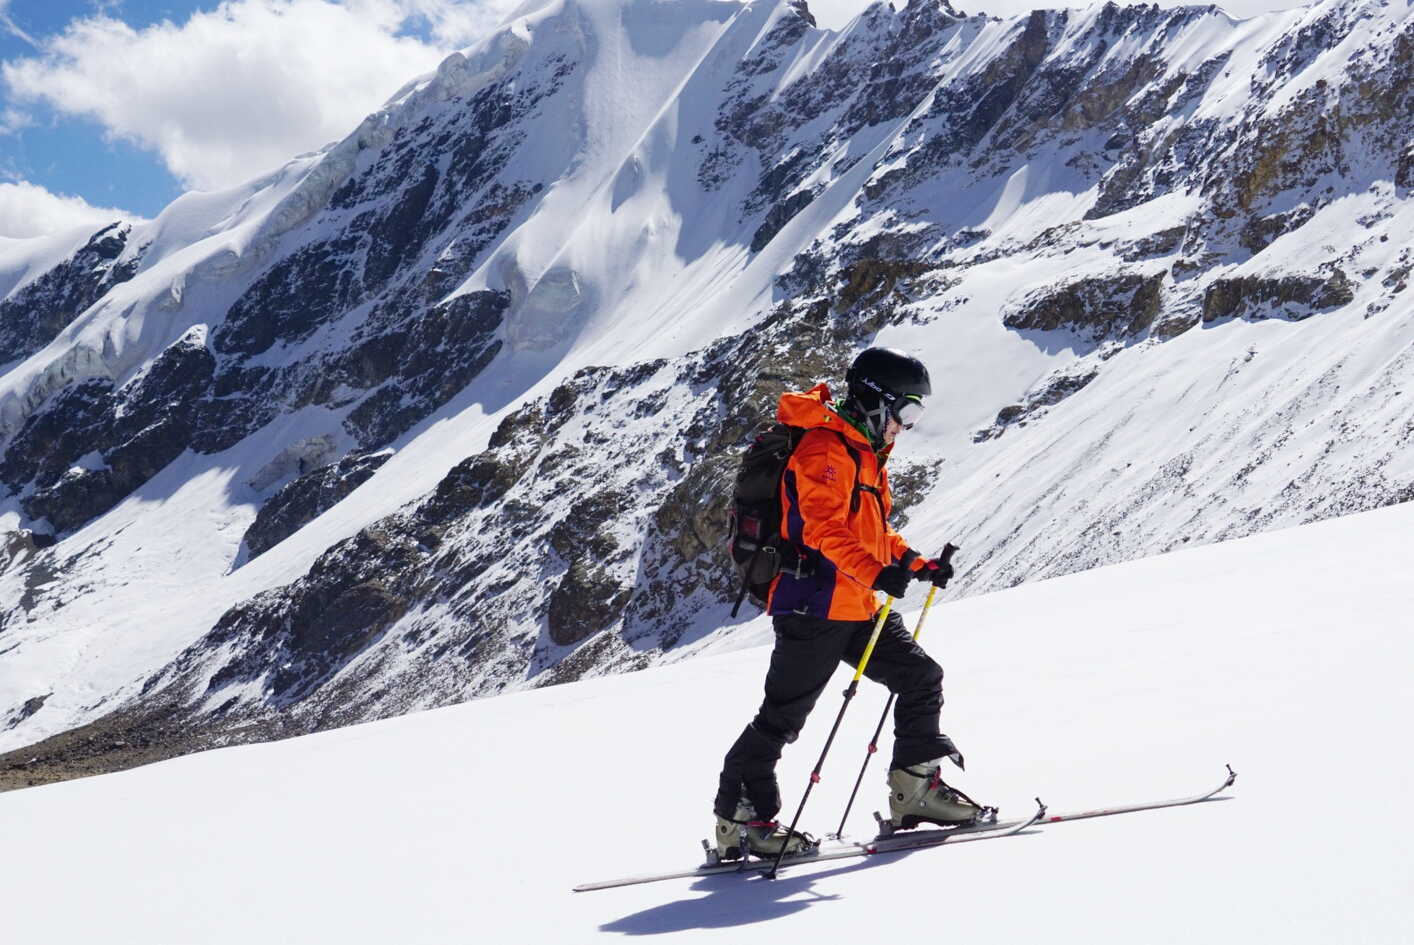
[788,547,814,579]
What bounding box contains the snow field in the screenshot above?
[3,499,1412,943]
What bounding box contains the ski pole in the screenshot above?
[765,593,898,880]
[832,543,958,838]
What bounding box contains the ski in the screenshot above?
[572,765,1237,893]
[871,764,1238,839]
[571,799,1046,893]
[1030,763,1236,829]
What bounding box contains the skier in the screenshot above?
[713,346,984,860]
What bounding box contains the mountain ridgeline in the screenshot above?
[1,0,1411,777]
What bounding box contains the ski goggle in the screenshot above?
[893,395,925,430]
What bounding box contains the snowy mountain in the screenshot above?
[2,0,1412,780]
[4,501,1413,943]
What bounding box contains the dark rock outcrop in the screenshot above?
[202,524,425,706]
[0,223,141,366]
[1202,269,1356,322]
[0,529,49,575]
[243,450,393,559]
[751,189,816,252]
[974,366,1101,442]
[8,329,216,532]
[547,560,632,646]
[1004,271,1165,339]
[1240,206,1316,254]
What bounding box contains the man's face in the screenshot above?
[883,416,903,445]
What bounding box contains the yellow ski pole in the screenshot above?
[765,591,899,880]
[831,544,958,838]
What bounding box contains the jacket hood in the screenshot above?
[777,383,875,451]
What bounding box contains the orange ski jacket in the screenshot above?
[767,383,920,621]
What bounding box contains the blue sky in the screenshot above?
[0,0,503,236]
[1,3,194,218]
[0,0,1298,239]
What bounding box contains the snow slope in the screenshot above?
[3,500,1411,943]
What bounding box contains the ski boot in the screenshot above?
[712,800,815,861]
[885,761,993,831]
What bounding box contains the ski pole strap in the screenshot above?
[851,596,895,684]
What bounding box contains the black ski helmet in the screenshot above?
[845,347,932,444]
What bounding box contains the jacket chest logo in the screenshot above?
[824,464,838,483]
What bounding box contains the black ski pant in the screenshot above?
[714,609,952,822]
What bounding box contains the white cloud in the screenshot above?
[0,179,135,239]
[399,0,514,45]
[0,0,40,48]
[0,0,519,192]
[0,105,33,134]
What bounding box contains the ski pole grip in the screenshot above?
[938,542,959,566]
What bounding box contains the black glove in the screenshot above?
[872,563,912,598]
[917,556,955,589]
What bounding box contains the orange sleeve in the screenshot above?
[784,432,886,588]
[888,529,918,569]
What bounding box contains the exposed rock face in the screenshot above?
[1003,272,1165,339]
[1240,207,1316,254]
[2,693,50,731]
[751,189,816,252]
[548,558,632,646]
[835,258,936,314]
[0,530,50,575]
[1398,143,1414,189]
[975,366,1103,442]
[0,223,140,366]
[242,451,393,559]
[4,329,216,532]
[199,525,423,707]
[1202,269,1357,322]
